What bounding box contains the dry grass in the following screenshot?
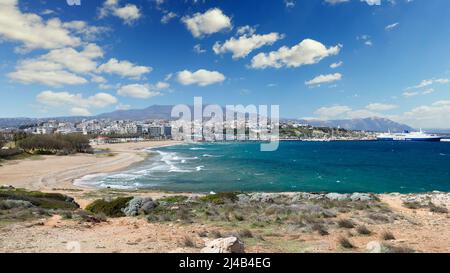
[338,236,354,249]
[356,225,372,235]
[181,236,196,248]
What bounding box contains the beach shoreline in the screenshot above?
[0,140,183,192]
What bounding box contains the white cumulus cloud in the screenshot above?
[366,103,398,111]
[250,39,341,69]
[213,32,284,59]
[182,8,232,38]
[98,58,152,79]
[37,90,117,116]
[8,44,103,86]
[176,69,226,86]
[305,73,342,86]
[0,0,81,52]
[99,0,141,25]
[117,84,161,99]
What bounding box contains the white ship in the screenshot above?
[377,130,442,142]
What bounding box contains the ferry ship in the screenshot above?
[377,130,442,142]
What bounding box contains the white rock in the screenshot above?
[325,193,349,201]
[366,241,383,253]
[201,237,245,253]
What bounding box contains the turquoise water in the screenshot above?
[76,141,450,193]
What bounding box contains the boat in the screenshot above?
[377,130,441,142]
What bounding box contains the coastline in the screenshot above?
[0,140,183,192]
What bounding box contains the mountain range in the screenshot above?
[0,105,417,132]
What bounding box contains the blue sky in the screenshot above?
[0,0,449,128]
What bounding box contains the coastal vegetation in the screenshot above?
[85,197,133,217]
[2,187,448,252]
[0,187,79,225]
[17,134,92,155]
[1,133,93,161]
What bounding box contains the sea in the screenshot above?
[75,141,450,193]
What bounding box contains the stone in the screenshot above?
[201,237,245,253]
[322,209,337,218]
[366,241,384,253]
[237,194,251,204]
[140,199,158,214]
[292,193,324,202]
[122,197,157,216]
[325,193,350,201]
[249,193,279,203]
[350,193,373,202]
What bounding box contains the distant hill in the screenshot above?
[1,106,414,132]
[298,117,414,132]
[95,105,174,120]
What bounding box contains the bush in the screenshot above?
[338,236,354,249]
[182,236,196,248]
[383,244,415,253]
[238,229,253,238]
[0,188,79,210]
[338,219,355,229]
[428,203,448,214]
[0,148,23,159]
[210,230,222,238]
[312,223,329,236]
[382,231,395,241]
[403,201,422,209]
[356,225,372,235]
[199,192,239,204]
[368,213,390,223]
[85,197,133,217]
[74,210,107,223]
[158,195,188,204]
[17,134,92,155]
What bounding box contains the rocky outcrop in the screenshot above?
[400,192,450,207]
[201,237,245,253]
[122,197,158,216]
[292,192,374,202]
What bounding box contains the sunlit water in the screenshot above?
[75,141,450,193]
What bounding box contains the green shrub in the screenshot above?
[85,197,133,217]
[158,195,188,204]
[199,192,239,204]
[17,134,92,155]
[0,188,79,210]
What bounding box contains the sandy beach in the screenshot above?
[0,140,182,191]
